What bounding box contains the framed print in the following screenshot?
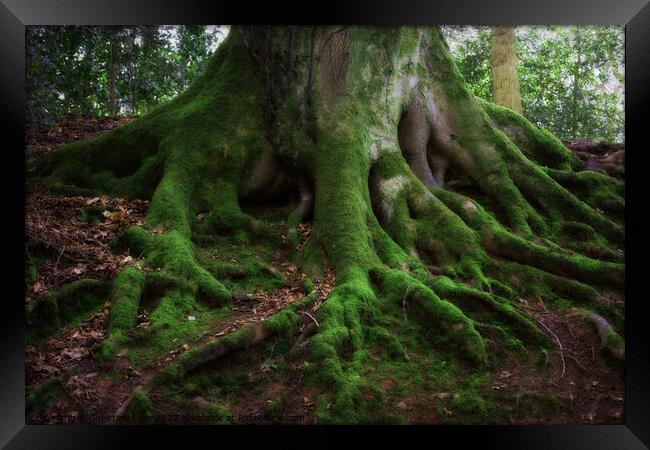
[2,0,649,447]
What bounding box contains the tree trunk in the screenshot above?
[107,31,119,117]
[490,26,523,113]
[32,26,624,423]
[570,28,583,138]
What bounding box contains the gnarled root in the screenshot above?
[568,310,625,361]
[112,294,318,420]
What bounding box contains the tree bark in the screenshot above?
[490,26,523,113]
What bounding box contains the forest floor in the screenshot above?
[24,117,624,425]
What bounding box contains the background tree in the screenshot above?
[28,26,624,423]
[490,26,523,113]
[25,25,225,123]
[443,25,624,142]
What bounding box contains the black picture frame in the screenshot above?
[2,0,648,447]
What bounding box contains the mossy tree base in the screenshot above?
[28,26,624,423]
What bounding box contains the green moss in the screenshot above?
[127,390,153,424]
[481,99,581,171]
[299,276,316,294]
[560,221,596,241]
[537,347,550,368]
[205,403,233,424]
[544,168,624,218]
[27,279,111,342]
[265,396,287,416]
[366,326,408,361]
[372,267,486,364]
[97,330,128,362]
[606,329,624,350]
[26,377,64,417]
[198,241,285,293]
[451,392,492,423]
[107,267,145,333]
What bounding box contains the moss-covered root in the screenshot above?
[480,99,583,171]
[572,310,625,361]
[111,294,317,420]
[371,267,487,364]
[485,228,624,288]
[432,188,623,288]
[121,227,231,307]
[27,279,111,340]
[474,107,622,242]
[543,168,624,219]
[107,267,146,333]
[98,267,146,360]
[430,276,547,346]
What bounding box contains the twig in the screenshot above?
[537,318,566,381]
[303,311,319,327]
[53,245,66,288]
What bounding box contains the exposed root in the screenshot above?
[430,276,546,346]
[371,267,487,364]
[484,227,623,287]
[112,295,318,420]
[570,310,625,361]
[28,26,624,424]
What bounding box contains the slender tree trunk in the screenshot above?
[570,28,583,138]
[490,26,523,113]
[107,31,119,117]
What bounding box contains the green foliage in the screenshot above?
[26,25,226,123]
[442,26,624,141]
[443,26,493,102]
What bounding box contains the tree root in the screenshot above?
[568,310,625,361]
[430,276,547,346]
[371,267,487,364]
[111,295,318,421]
[484,227,623,287]
[32,27,625,424]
